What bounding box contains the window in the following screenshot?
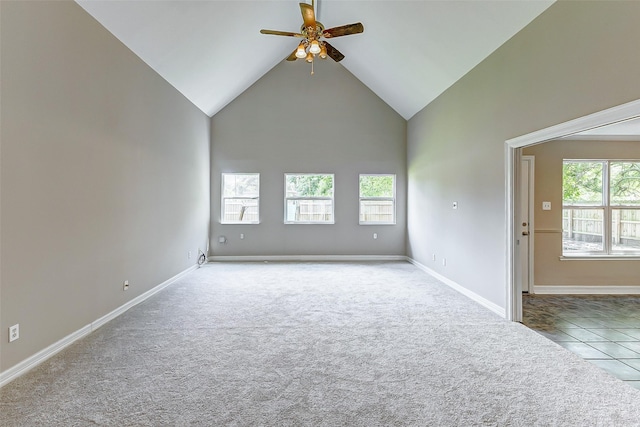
[221,173,259,224]
[562,160,640,255]
[285,174,334,224]
[359,174,396,224]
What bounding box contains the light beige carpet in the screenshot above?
[1,261,639,426]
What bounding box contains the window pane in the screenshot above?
[360,200,394,223]
[222,173,259,224]
[610,162,640,206]
[223,199,258,223]
[223,174,259,198]
[611,209,640,252]
[359,175,394,198]
[286,174,333,197]
[286,199,333,223]
[562,161,603,206]
[562,208,604,252]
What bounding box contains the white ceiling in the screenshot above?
[76,0,554,120]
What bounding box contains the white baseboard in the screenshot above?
[208,255,407,262]
[0,264,199,389]
[0,325,93,389]
[407,258,506,318]
[534,285,640,295]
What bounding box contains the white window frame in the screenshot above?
[221,173,260,224]
[563,160,640,257]
[284,173,335,224]
[359,174,396,225]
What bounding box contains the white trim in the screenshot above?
[521,155,535,295]
[505,144,518,321]
[408,258,506,318]
[506,99,640,149]
[0,265,198,388]
[209,255,507,317]
[0,325,93,389]
[208,255,407,262]
[505,98,640,323]
[560,256,640,261]
[92,265,198,330]
[534,285,640,295]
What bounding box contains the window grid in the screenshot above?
[359,174,396,225]
[284,174,334,224]
[563,160,640,256]
[221,173,260,224]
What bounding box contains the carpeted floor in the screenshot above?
[1,261,640,426]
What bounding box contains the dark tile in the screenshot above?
[555,319,582,329]
[595,319,638,329]
[588,359,640,381]
[587,329,637,341]
[621,359,640,371]
[557,342,612,359]
[587,342,640,359]
[562,328,608,342]
[618,341,640,353]
[616,329,640,340]
[564,318,607,328]
[536,330,578,342]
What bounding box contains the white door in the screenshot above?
[518,156,534,293]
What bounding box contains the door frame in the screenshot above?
[505,99,640,322]
[519,155,535,295]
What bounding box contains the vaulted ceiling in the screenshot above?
[76,0,554,120]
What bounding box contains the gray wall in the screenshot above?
[524,139,640,287]
[407,1,640,308]
[0,1,210,371]
[210,59,406,257]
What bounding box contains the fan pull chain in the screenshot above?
[311,59,314,75]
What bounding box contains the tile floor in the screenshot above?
[522,294,640,390]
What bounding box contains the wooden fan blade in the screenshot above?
[286,49,298,61]
[324,42,345,62]
[300,3,316,29]
[323,23,364,38]
[260,29,304,37]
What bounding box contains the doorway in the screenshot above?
[506,99,640,322]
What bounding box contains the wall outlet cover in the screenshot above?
[9,324,19,342]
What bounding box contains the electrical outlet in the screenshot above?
[240,233,244,240]
[123,280,129,291]
[188,251,192,259]
[432,254,436,261]
[9,324,19,342]
[442,258,447,266]
[373,233,378,240]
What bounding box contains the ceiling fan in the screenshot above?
[260,0,364,74]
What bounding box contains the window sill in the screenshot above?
[220,222,260,225]
[284,222,335,225]
[560,255,640,261]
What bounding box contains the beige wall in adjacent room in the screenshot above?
[523,140,640,287]
[407,1,640,309]
[0,1,210,372]
[210,59,407,257]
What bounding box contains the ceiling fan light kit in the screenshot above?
[260,1,364,75]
